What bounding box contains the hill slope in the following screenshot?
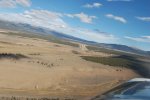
[0,20,149,56]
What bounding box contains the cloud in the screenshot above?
[0,0,16,8]
[125,36,150,43]
[83,2,102,8]
[65,12,97,24]
[107,0,132,2]
[0,0,31,8]
[0,9,67,30]
[136,17,150,22]
[69,28,118,43]
[15,0,31,7]
[106,14,127,23]
[0,9,117,43]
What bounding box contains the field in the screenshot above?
[84,46,150,78]
[0,29,141,100]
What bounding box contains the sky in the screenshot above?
[0,0,150,51]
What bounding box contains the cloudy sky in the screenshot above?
[0,0,150,50]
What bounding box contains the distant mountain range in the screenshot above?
[0,20,149,56]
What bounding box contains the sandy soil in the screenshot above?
[0,32,140,99]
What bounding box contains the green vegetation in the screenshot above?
[81,55,150,77]
[81,55,138,68]
[0,32,79,47]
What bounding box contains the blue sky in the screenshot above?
[0,0,150,50]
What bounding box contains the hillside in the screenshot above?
[0,20,149,57]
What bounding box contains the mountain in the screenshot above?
[0,20,149,56]
[96,43,150,56]
[0,20,95,43]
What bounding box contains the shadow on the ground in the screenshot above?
[0,53,28,60]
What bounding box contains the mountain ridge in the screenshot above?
[0,20,149,56]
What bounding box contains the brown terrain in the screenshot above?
[0,30,140,100]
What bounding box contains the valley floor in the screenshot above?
[0,31,140,100]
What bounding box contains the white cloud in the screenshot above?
[72,28,118,43]
[0,9,117,43]
[125,36,150,43]
[0,0,16,8]
[15,0,31,7]
[106,14,127,23]
[136,17,150,22]
[64,14,74,18]
[83,2,102,8]
[65,12,97,24]
[107,0,132,2]
[0,0,31,8]
[0,9,67,30]
[143,36,150,39]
